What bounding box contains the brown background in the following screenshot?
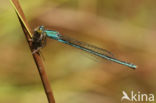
[0,0,156,103]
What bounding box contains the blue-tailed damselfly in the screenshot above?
[32,26,137,69]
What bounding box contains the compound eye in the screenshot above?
[39,26,45,31]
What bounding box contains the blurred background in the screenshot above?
[0,0,156,103]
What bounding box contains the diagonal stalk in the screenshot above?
[10,0,55,103]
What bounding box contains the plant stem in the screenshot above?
[10,0,55,103]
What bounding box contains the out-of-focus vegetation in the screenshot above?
[0,0,156,103]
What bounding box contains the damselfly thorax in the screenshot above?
[31,26,47,53]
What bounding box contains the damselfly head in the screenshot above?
[34,26,45,35]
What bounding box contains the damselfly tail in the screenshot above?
[58,34,137,69]
[38,26,137,69]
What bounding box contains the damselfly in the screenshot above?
[31,26,137,69]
